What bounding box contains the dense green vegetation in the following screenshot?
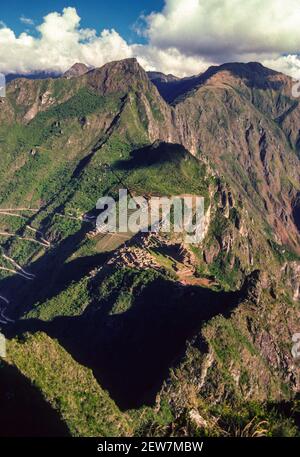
[121,142,210,200]
[1,65,300,439]
[6,333,131,437]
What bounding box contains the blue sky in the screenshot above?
[0,0,164,42]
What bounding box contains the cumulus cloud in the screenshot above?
[0,6,205,77]
[146,0,300,60]
[133,44,210,77]
[0,2,300,78]
[262,55,300,79]
[141,0,300,77]
[0,7,133,74]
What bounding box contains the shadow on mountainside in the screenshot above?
[0,141,200,319]
[0,362,70,437]
[3,273,249,410]
[115,142,190,171]
[0,225,110,317]
[152,62,284,104]
[292,192,300,233]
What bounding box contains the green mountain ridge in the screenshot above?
[0,58,300,437]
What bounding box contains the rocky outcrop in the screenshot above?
[63,63,90,79]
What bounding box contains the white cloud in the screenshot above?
[0,6,203,77]
[133,45,210,77]
[261,55,300,79]
[20,16,35,26]
[141,0,300,77]
[0,3,300,78]
[0,7,133,74]
[145,0,300,60]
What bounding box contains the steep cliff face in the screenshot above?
[2,57,299,309]
[83,58,176,143]
[150,64,300,416]
[3,59,175,141]
[168,64,300,255]
[5,77,82,123]
[127,62,300,258]
[1,58,300,436]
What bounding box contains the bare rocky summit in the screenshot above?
[63,62,91,79]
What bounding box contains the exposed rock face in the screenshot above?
[5,77,81,123]
[2,58,300,414]
[89,60,300,256]
[148,70,204,103]
[162,63,300,254]
[203,240,220,265]
[84,58,151,95]
[4,58,300,256]
[4,57,300,260]
[63,63,90,79]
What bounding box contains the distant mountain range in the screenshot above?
[5,60,282,104]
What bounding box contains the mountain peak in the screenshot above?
[147,71,179,83]
[63,63,90,79]
[215,61,279,78]
[84,58,154,95]
[151,60,288,103]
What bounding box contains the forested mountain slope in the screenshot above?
[0,58,299,437]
